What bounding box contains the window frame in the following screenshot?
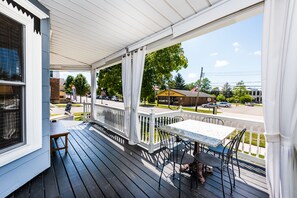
[0,2,42,167]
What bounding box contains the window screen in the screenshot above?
[0,13,24,151]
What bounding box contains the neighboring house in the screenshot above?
[50,77,67,103]
[0,1,50,197]
[157,89,215,106]
[247,88,262,103]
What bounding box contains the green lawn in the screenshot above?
[230,131,266,148]
[73,112,84,121]
[152,104,217,114]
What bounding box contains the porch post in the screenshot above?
[148,108,155,153]
[90,68,97,120]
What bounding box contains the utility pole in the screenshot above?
[195,67,204,112]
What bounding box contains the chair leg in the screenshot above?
[236,152,240,177]
[227,165,233,194]
[173,162,176,179]
[158,160,166,190]
[221,169,225,198]
[231,157,236,187]
[156,146,162,167]
[179,166,182,198]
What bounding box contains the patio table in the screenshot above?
[158,119,236,148]
[158,119,236,183]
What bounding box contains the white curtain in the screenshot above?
[122,53,132,137]
[130,47,147,144]
[262,0,297,197]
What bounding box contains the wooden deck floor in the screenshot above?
[10,122,268,198]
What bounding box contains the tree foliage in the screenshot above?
[173,73,186,90]
[97,64,122,97]
[233,80,248,98]
[73,74,89,103]
[141,44,188,101]
[222,82,233,98]
[216,94,226,101]
[64,75,74,94]
[211,87,220,97]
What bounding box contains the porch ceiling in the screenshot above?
[39,0,263,70]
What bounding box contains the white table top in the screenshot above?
[158,119,236,147]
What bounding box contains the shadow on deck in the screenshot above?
[10,122,269,198]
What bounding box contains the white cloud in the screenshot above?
[215,60,229,67]
[188,73,197,79]
[253,50,261,56]
[232,42,240,52]
[210,52,218,56]
[232,42,240,47]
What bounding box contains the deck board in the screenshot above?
[10,122,269,198]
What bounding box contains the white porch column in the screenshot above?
[122,47,146,144]
[262,1,297,197]
[90,68,97,120]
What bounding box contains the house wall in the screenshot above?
[158,96,213,106]
[50,78,60,103]
[0,2,50,197]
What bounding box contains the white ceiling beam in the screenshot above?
[127,27,172,52]
[147,0,263,53]
[50,65,91,71]
[92,49,126,69]
[172,0,264,38]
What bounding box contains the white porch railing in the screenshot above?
[86,103,266,166]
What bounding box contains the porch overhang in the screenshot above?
[40,0,264,71]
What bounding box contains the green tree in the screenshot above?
[95,44,188,102]
[141,44,188,102]
[173,73,186,90]
[233,80,248,98]
[211,87,220,97]
[185,82,196,90]
[73,74,89,103]
[64,75,74,95]
[216,94,226,101]
[97,64,122,97]
[222,82,233,98]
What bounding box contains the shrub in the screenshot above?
[216,94,226,101]
[239,94,253,103]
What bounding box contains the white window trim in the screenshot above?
[0,1,42,167]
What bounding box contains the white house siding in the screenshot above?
[0,1,50,197]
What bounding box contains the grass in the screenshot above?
[230,131,266,148]
[55,104,83,107]
[243,151,265,159]
[50,114,61,117]
[73,112,84,121]
[155,104,218,114]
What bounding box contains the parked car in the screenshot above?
[217,102,231,108]
[201,102,218,108]
[245,102,254,107]
[111,96,119,101]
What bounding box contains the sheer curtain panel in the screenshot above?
[262,0,297,197]
[122,53,132,138]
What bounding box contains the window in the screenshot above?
[0,13,25,152]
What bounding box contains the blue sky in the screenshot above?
[60,14,263,88]
[177,14,263,88]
